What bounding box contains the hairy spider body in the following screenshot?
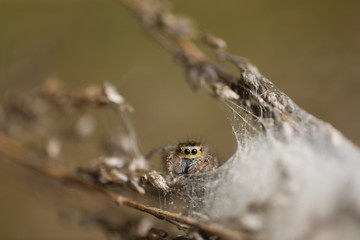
[148,140,218,178]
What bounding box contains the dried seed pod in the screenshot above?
[102,82,134,112]
[146,171,170,192]
[45,138,61,159]
[160,12,195,38]
[109,169,128,184]
[213,83,239,100]
[203,34,227,50]
[128,177,146,195]
[99,166,113,183]
[103,82,125,105]
[102,156,126,169]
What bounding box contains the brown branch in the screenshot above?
[0,132,255,240]
[114,0,298,132]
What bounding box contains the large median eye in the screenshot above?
[184,149,191,155]
[191,149,197,155]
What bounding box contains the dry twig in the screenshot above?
[0,132,253,240]
[115,0,298,132]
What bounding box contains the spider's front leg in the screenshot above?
[212,157,219,170]
[193,156,211,176]
[193,154,219,175]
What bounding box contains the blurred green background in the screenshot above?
[0,0,359,239]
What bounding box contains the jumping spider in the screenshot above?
[148,140,219,178]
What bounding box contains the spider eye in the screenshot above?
[191,149,197,155]
[178,148,182,152]
[184,149,191,155]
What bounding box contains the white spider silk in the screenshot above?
[186,104,360,240]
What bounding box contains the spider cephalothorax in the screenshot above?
[176,141,204,159]
[148,140,218,178]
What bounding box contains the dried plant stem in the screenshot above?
[115,0,298,131]
[0,132,254,240]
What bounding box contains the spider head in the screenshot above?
[176,141,203,159]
